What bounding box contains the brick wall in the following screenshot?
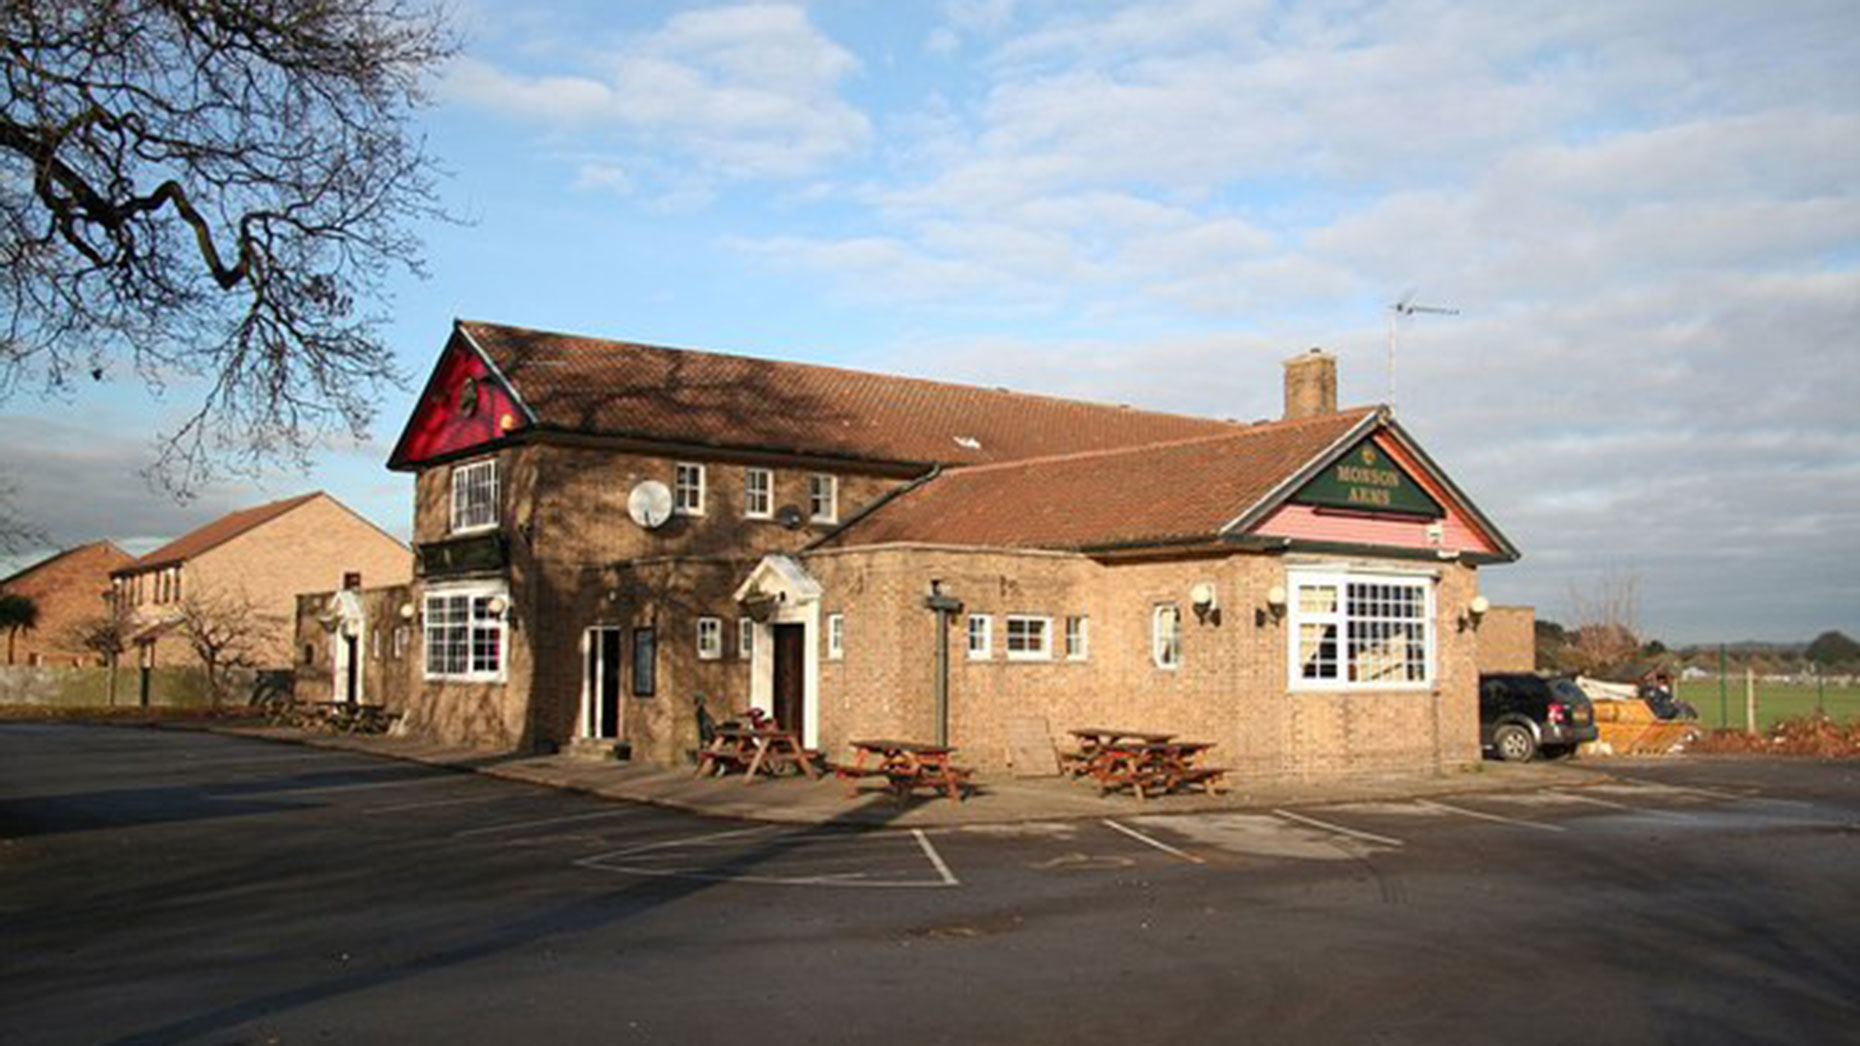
[293,585,417,710]
[1477,605,1536,673]
[0,542,132,666]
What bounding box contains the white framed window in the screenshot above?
[738,618,754,660]
[423,583,507,682]
[1151,604,1181,669]
[393,626,408,658]
[449,458,498,533]
[674,462,706,516]
[696,616,723,660]
[966,614,992,660]
[1065,616,1089,661]
[743,467,773,519]
[827,613,845,660]
[809,473,838,523]
[1288,570,1435,690]
[1005,615,1052,661]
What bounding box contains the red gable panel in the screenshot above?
[1251,432,1503,557]
[389,336,527,469]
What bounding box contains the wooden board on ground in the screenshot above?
[1005,714,1060,777]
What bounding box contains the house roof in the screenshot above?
[116,493,324,574]
[820,408,1379,552]
[455,320,1245,467]
[0,540,133,588]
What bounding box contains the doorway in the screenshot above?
[332,626,363,705]
[772,623,805,735]
[583,626,624,739]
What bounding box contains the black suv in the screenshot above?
[1479,673,1599,762]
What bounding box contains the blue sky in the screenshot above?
[4,0,1856,644]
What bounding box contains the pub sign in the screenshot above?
[1293,440,1443,518]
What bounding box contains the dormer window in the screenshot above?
[450,459,498,533]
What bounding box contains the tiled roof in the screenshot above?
[117,493,324,573]
[824,408,1377,551]
[459,321,1245,466]
[0,541,133,588]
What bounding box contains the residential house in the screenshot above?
[386,322,1518,780]
[111,492,411,672]
[0,541,135,666]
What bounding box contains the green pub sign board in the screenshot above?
[1293,440,1444,518]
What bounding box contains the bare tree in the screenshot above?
[68,593,138,702]
[1,1,457,494]
[0,467,47,554]
[176,587,274,705]
[1565,568,1642,678]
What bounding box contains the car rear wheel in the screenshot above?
[1494,724,1536,762]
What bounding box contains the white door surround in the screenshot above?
[734,555,822,750]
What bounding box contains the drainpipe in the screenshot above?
[922,580,964,746]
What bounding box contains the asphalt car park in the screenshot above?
[2,724,1856,1045]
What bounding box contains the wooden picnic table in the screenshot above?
[695,726,822,783]
[274,700,399,735]
[838,739,973,802]
[1084,739,1226,799]
[1060,727,1177,775]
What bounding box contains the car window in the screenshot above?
[1550,680,1588,703]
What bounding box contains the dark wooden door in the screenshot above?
[598,629,622,738]
[772,623,805,734]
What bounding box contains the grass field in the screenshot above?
[1678,680,1860,732]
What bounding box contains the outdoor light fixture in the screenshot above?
[1256,585,1287,628]
[487,595,508,616]
[399,603,415,620]
[1190,581,1220,625]
[1458,595,1490,633]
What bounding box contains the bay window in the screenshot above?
[1288,570,1434,689]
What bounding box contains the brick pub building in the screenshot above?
[387,321,1517,780]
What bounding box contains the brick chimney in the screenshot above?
[1282,348,1337,420]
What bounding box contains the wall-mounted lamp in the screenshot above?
[1256,584,1287,628]
[398,602,416,621]
[1190,581,1221,625]
[487,595,509,617]
[1458,595,1490,633]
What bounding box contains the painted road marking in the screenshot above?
[912,829,960,886]
[1415,798,1566,832]
[365,792,522,815]
[253,775,461,797]
[1271,809,1404,848]
[1102,819,1206,864]
[1545,790,1696,820]
[454,807,646,838]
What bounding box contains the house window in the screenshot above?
[303,643,315,666]
[827,613,845,660]
[1288,571,1434,689]
[696,617,723,660]
[809,473,838,523]
[631,628,657,696]
[966,614,992,660]
[423,585,507,681]
[1152,604,1181,669]
[450,459,498,533]
[674,463,706,516]
[743,468,772,519]
[1065,616,1089,661]
[371,630,382,660]
[738,618,754,660]
[393,626,408,658]
[1005,616,1052,661]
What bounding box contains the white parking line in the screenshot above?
[1547,790,1695,820]
[454,807,645,838]
[1101,819,1206,864]
[1415,798,1566,832]
[912,829,961,886]
[1272,809,1404,848]
[365,792,517,815]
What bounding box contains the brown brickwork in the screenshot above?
[293,584,417,710]
[0,541,133,666]
[1477,605,1536,673]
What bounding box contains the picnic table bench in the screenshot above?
[268,699,400,735]
[695,726,823,782]
[1059,727,1176,776]
[838,739,974,802]
[1079,738,1228,799]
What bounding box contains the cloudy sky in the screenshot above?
[4,0,1856,644]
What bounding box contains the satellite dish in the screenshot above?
[627,480,674,530]
[775,505,805,530]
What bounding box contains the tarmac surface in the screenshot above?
[2,723,1857,1045]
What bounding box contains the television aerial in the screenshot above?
[1386,289,1459,407]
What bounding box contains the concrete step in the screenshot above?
[565,738,630,762]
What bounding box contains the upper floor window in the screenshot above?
[809,473,838,523]
[675,463,706,516]
[743,468,773,519]
[1152,604,1181,669]
[1005,615,1052,661]
[827,613,845,660]
[450,459,498,533]
[696,617,723,660]
[1065,616,1089,661]
[1288,571,1433,689]
[966,614,992,660]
